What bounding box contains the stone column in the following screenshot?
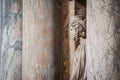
[87,0,120,80]
[23,0,68,80]
[1,0,22,80]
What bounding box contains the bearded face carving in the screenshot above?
[69,15,86,49]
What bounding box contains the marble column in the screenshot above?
[87,0,120,80]
[23,0,68,80]
[1,0,22,80]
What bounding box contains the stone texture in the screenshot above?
[23,0,68,80]
[69,0,76,74]
[87,0,120,80]
[62,1,70,80]
[0,0,1,79]
[0,0,22,80]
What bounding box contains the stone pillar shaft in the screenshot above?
[87,0,120,80]
[23,0,67,80]
[0,0,22,80]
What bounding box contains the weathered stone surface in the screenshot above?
[69,0,76,74]
[0,0,1,79]
[87,0,120,80]
[62,1,69,80]
[0,0,22,80]
[23,0,68,80]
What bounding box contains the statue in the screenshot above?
[69,1,86,80]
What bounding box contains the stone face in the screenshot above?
[0,0,22,80]
[87,0,120,80]
[23,0,68,80]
